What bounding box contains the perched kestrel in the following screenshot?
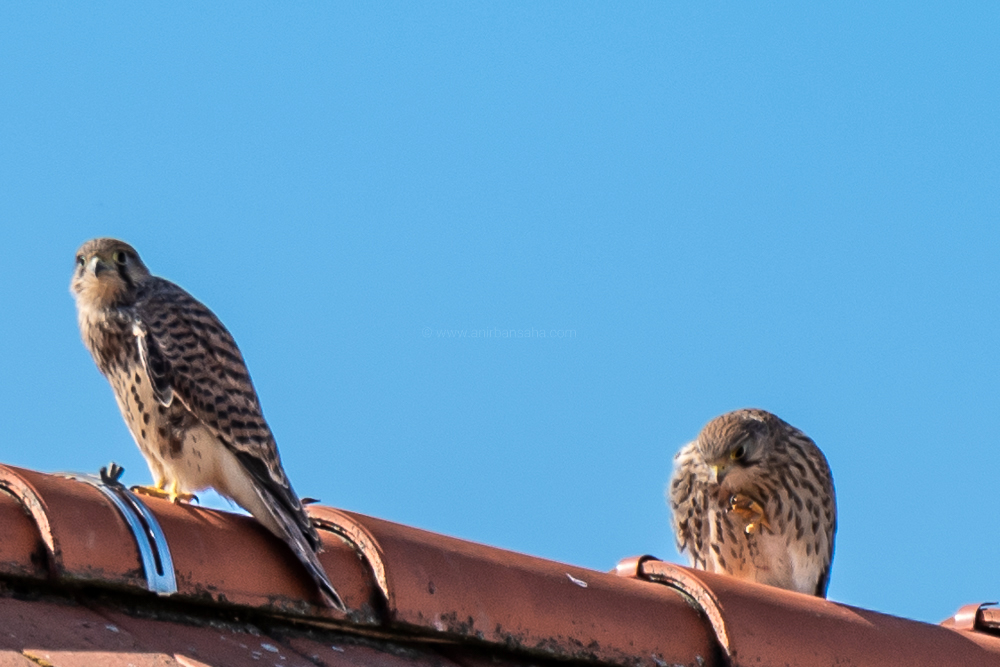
[668,408,836,597]
[71,238,344,609]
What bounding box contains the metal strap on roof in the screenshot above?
[61,472,177,596]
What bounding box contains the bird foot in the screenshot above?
[130,485,199,504]
[729,493,771,535]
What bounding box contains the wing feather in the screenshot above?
[132,279,318,545]
[668,441,711,570]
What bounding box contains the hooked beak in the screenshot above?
[709,462,731,484]
[87,255,109,277]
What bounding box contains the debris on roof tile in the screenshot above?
[0,463,998,667]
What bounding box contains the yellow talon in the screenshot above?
[729,493,771,535]
[169,480,198,504]
[130,484,167,499]
[130,481,198,504]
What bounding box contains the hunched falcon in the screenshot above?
[71,237,344,609]
[668,408,836,597]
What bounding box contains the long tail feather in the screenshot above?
[255,488,346,611]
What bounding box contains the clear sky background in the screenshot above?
[1,4,997,624]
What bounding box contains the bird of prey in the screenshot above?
[71,238,344,610]
[668,408,836,597]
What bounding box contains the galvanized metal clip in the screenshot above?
[60,466,177,596]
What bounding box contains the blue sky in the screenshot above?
[1,4,998,624]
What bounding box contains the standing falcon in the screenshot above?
[71,238,344,610]
[668,408,836,597]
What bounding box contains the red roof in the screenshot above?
[0,463,997,667]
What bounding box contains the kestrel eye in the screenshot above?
[731,445,746,460]
[76,255,85,267]
[113,251,127,265]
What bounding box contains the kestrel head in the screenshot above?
[71,238,151,309]
[696,408,778,484]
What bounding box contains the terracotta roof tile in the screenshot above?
[0,491,45,581]
[283,637,461,667]
[0,652,37,666]
[1,463,999,667]
[307,508,715,664]
[618,555,1000,666]
[0,595,178,667]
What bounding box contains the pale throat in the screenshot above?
[74,276,130,313]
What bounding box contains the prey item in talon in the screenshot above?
[729,493,771,535]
